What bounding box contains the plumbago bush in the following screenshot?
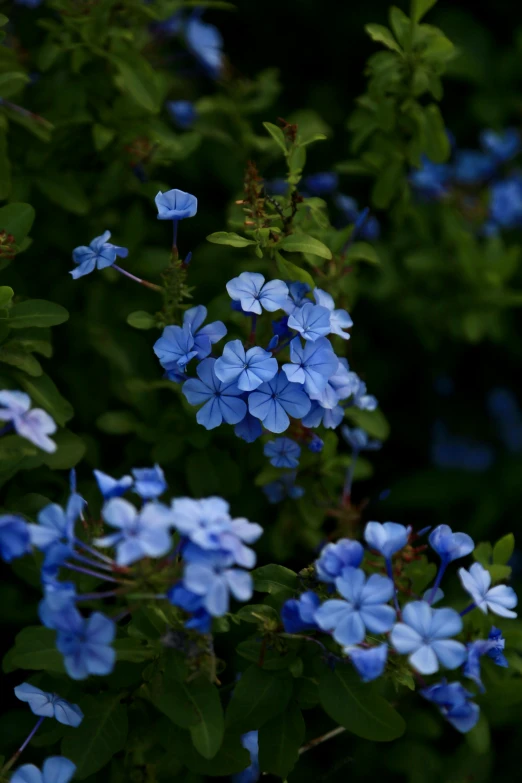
[2,0,522,781]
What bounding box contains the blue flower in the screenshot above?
[0,514,30,562]
[264,178,288,196]
[315,538,364,583]
[453,150,496,185]
[281,591,321,633]
[348,643,388,682]
[167,100,198,129]
[232,731,259,783]
[489,175,522,229]
[287,302,331,342]
[282,282,311,316]
[182,357,247,430]
[302,400,344,430]
[429,524,474,564]
[315,567,395,645]
[463,627,508,691]
[421,680,480,733]
[480,128,520,162]
[312,289,353,340]
[154,324,198,371]
[55,610,116,680]
[28,494,85,570]
[167,583,212,633]
[390,601,466,674]
[458,562,517,617]
[132,464,167,499]
[335,195,380,239]
[349,375,378,411]
[248,371,311,433]
[93,470,133,500]
[409,156,451,200]
[226,273,288,315]
[215,340,278,391]
[171,496,230,534]
[341,426,381,451]
[185,15,224,79]
[234,412,264,443]
[155,189,198,220]
[308,434,324,453]
[14,683,83,727]
[263,473,304,503]
[183,305,227,360]
[310,358,358,410]
[364,521,410,558]
[184,561,253,616]
[95,498,173,566]
[11,758,76,783]
[70,231,128,280]
[282,337,338,396]
[303,172,339,195]
[39,579,77,629]
[264,437,301,468]
[0,390,57,453]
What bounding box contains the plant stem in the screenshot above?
[112,264,162,292]
[460,602,476,617]
[74,538,115,565]
[71,551,116,573]
[64,561,128,584]
[342,449,360,504]
[172,219,179,254]
[426,561,447,605]
[1,717,45,775]
[298,725,346,756]
[385,557,400,613]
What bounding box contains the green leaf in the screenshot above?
[344,406,390,440]
[9,627,65,673]
[97,411,139,434]
[8,300,69,329]
[319,664,406,741]
[61,694,128,780]
[277,233,332,260]
[252,564,298,597]
[300,132,327,147]
[0,132,11,201]
[365,24,401,53]
[423,104,450,163]
[0,344,42,376]
[487,564,512,582]
[0,433,37,464]
[262,122,287,154]
[13,372,73,426]
[258,702,305,779]
[36,174,90,216]
[465,712,490,755]
[189,680,225,759]
[275,252,315,288]
[0,203,35,244]
[113,56,161,113]
[127,310,157,330]
[226,665,293,731]
[92,124,115,152]
[0,286,13,307]
[493,533,515,566]
[40,430,85,469]
[206,231,257,247]
[113,637,155,663]
[372,160,403,208]
[345,241,380,265]
[0,71,30,99]
[389,6,410,48]
[411,0,438,23]
[473,542,492,566]
[236,604,279,625]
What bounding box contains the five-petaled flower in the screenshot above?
[0,514,31,563]
[28,494,85,571]
[458,562,518,617]
[315,538,364,583]
[391,601,467,675]
[155,188,198,220]
[282,337,338,396]
[183,305,227,360]
[95,498,174,566]
[429,524,475,563]
[287,302,331,342]
[55,610,116,680]
[226,272,288,315]
[347,643,388,683]
[215,339,278,391]
[14,683,84,727]
[248,371,311,433]
[264,437,301,468]
[421,680,480,733]
[11,758,77,783]
[364,521,410,559]
[0,390,57,453]
[154,324,198,370]
[70,231,128,279]
[182,358,247,430]
[313,288,353,340]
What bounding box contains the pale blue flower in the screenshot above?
[132,464,166,499]
[14,683,83,727]
[282,337,338,396]
[11,758,76,783]
[248,371,311,433]
[215,340,278,391]
[282,282,311,315]
[364,521,410,558]
[153,324,198,370]
[28,494,85,570]
[421,680,479,733]
[182,358,247,429]
[458,562,517,617]
[302,400,344,429]
[287,302,331,341]
[347,643,388,682]
[0,514,30,563]
[184,562,253,615]
[310,358,358,410]
[391,601,466,675]
[315,539,364,583]
[226,273,288,315]
[70,230,128,279]
[429,524,474,563]
[463,627,508,691]
[281,591,321,633]
[39,579,77,629]
[155,189,197,220]
[183,305,227,360]
[232,730,259,783]
[264,437,301,468]
[55,610,116,680]
[349,375,378,411]
[171,496,230,535]
[313,289,353,340]
[185,15,224,79]
[0,390,57,453]
[341,426,381,451]
[167,583,212,633]
[93,470,133,500]
[95,498,173,565]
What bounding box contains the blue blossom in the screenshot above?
[271,317,291,340]
[39,579,77,629]
[347,643,388,682]
[489,175,522,229]
[341,426,381,451]
[308,434,324,453]
[421,680,480,733]
[364,521,410,558]
[167,583,212,633]
[303,172,339,195]
[264,178,288,196]
[281,591,321,633]
[93,470,133,500]
[182,358,247,429]
[409,156,451,200]
[248,371,311,433]
[463,627,508,691]
[184,560,253,615]
[315,567,395,645]
[95,498,173,566]
[287,302,331,342]
[0,390,57,453]
[282,337,338,396]
[132,464,167,499]
[234,411,264,443]
[302,400,344,429]
[453,150,496,185]
[282,282,311,316]
[263,473,304,503]
[0,514,30,562]
[155,189,198,220]
[185,14,224,79]
[429,524,474,564]
[14,683,84,727]
[233,731,259,783]
[315,538,364,583]
[11,758,77,783]
[167,100,198,129]
[334,194,359,222]
[312,289,353,340]
[480,128,520,162]
[215,340,278,391]
[28,494,85,570]
[183,305,227,360]
[335,195,381,239]
[390,601,466,675]
[264,437,301,468]
[458,562,517,617]
[226,273,288,315]
[349,375,378,411]
[487,387,522,453]
[55,610,116,680]
[70,231,128,280]
[153,324,198,370]
[171,496,230,534]
[310,359,358,410]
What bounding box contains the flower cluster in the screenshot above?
[0,466,261,678]
[281,521,518,733]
